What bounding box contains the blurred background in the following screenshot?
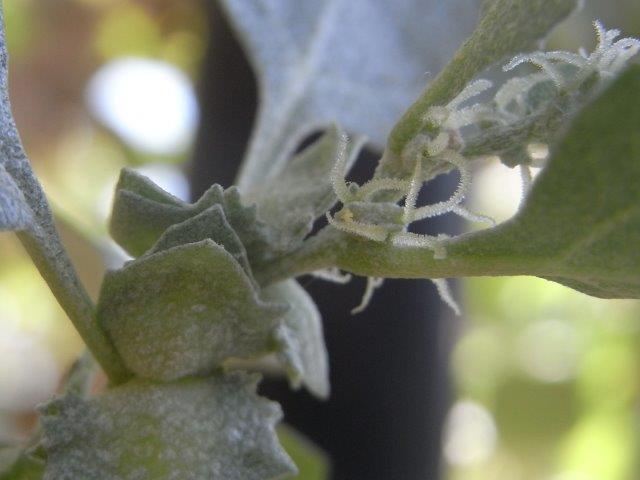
[0,1,639,479]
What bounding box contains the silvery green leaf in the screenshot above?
[221,187,286,267]
[109,188,191,257]
[335,66,640,298]
[0,6,128,382]
[263,280,329,399]
[218,0,483,190]
[452,65,640,298]
[381,0,579,178]
[109,168,201,256]
[110,169,282,267]
[114,167,186,206]
[97,240,285,381]
[40,374,296,480]
[248,125,365,251]
[146,204,255,281]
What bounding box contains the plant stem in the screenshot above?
[256,227,340,285]
[258,226,551,285]
[18,231,131,385]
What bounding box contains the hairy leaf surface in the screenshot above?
[219,0,482,190]
[263,280,330,399]
[110,169,280,266]
[40,374,296,480]
[248,125,364,252]
[450,65,640,297]
[381,0,579,178]
[97,240,285,381]
[146,204,255,281]
[335,66,640,298]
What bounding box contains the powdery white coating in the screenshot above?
[218,0,482,191]
[40,374,296,480]
[263,280,330,399]
[98,241,285,381]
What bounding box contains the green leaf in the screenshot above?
[451,65,640,298]
[109,169,204,257]
[0,6,128,383]
[222,187,287,268]
[97,240,286,381]
[381,0,579,177]
[218,0,483,190]
[146,204,255,282]
[331,66,640,298]
[40,374,296,480]
[110,169,282,267]
[248,125,364,252]
[263,280,329,399]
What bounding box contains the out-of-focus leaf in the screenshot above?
[0,7,128,382]
[40,374,296,480]
[219,0,482,190]
[263,280,329,399]
[0,447,44,480]
[248,125,364,251]
[381,0,579,178]
[277,425,329,480]
[335,66,640,299]
[97,240,285,381]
